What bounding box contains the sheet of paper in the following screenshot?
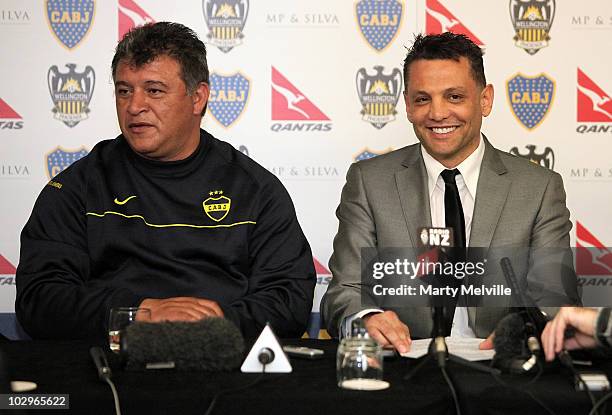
[400,337,495,361]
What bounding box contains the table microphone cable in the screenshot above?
[203,348,275,415]
[557,350,599,415]
[90,347,122,415]
[440,365,461,415]
[589,389,612,415]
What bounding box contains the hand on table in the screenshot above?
[541,306,598,361]
[363,310,411,353]
[139,297,224,322]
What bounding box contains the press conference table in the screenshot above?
[2,338,611,415]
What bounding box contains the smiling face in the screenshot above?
[404,57,493,168]
[114,54,209,161]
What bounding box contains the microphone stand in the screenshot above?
[404,306,500,381]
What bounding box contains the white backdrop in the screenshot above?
[1,0,611,339]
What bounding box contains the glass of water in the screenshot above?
[336,337,388,390]
[108,307,151,353]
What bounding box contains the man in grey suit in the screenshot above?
[322,33,580,353]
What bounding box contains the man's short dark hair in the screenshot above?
[403,32,486,88]
[112,22,209,95]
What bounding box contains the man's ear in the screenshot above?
[192,82,210,116]
[481,84,494,117]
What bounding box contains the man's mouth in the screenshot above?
[429,126,458,134]
[128,122,154,132]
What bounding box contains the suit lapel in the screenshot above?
[395,146,431,247]
[469,138,510,248]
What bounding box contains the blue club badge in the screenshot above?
[208,73,250,128]
[507,74,555,130]
[355,0,403,52]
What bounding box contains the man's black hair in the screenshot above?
[403,32,486,88]
[112,22,208,114]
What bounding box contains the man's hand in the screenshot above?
[363,310,411,353]
[139,297,224,322]
[479,331,495,350]
[542,306,598,361]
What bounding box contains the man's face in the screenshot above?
[114,55,209,161]
[404,57,493,168]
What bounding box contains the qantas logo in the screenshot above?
[0,98,24,129]
[0,255,16,286]
[577,68,612,123]
[118,0,154,40]
[272,67,329,121]
[425,0,483,47]
[576,221,612,276]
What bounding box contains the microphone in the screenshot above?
[90,347,112,381]
[493,313,538,373]
[121,317,245,371]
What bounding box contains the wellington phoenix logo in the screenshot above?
[510,0,555,55]
[425,0,483,47]
[509,145,555,169]
[0,98,23,129]
[118,0,154,40]
[577,68,612,123]
[48,64,95,128]
[507,73,554,130]
[202,0,249,53]
[208,72,250,128]
[356,66,402,129]
[271,67,331,132]
[46,0,95,49]
[576,222,612,276]
[46,147,89,179]
[355,0,403,52]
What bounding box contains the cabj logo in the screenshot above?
[203,190,231,222]
[118,0,154,41]
[509,145,555,170]
[355,0,403,52]
[426,0,484,47]
[576,222,612,276]
[0,98,23,129]
[354,148,393,162]
[271,67,331,132]
[510,0,555,55]
[46,0,95,50]
[202,0,249,53]
[208,72,250,128]
[0,254,16,286]
[48,64,95,128]
[507,73,554,130]
[46,146,89,179]
[356,66,402,130]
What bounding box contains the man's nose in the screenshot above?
[127,90,148,115]
[428,98,449,121]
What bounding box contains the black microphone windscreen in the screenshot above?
[493,313,526,358]
[122,318,245,371]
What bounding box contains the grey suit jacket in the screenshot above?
[321,138,580,338]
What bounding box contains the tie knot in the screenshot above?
[441,169,460,185]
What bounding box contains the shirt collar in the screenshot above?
[420,134,485,199]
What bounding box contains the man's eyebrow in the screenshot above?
[114,80,169,87]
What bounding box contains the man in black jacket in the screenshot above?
[15,22,315,341]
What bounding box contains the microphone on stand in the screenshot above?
[121,317,245,371]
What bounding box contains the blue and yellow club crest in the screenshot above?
[46,146,89,179]
[355,0,403,52]
[203,191,231,222]
[507,73,555,130]
[208,72,250,128]
[46,0,95,50]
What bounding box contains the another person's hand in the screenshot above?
[363,310,411,353]
[139,297,224,322]
[479,331,495,350]
[542,306,598,361]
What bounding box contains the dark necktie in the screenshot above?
[440,169,466,335]
[441,169,466,248]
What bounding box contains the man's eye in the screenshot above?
[148,88,164,95]
[414,97,429,104]
[449,94,463,101]
[116,88,130,96]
